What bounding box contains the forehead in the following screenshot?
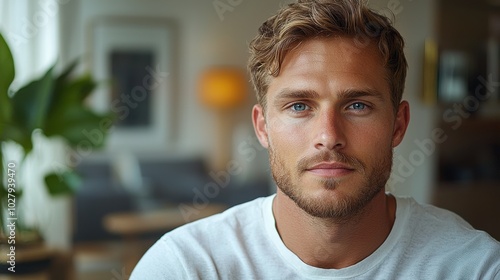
[267,36,390,100]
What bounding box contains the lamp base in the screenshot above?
[208,110,234,172]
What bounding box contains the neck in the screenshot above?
[272,189,396,269]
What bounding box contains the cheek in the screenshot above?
[349,120,394,160]
[268,118,308,155]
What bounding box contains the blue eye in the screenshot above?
[291,103,308,112]
[349,102,367,110]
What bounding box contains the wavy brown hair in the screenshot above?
[248,0,407,111]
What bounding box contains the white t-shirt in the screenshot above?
[130,195,500,279]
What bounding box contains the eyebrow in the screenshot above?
[337,88,386,101]
[274,89,320,101]
[273,88,386,103]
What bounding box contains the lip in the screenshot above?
[306,162,355,177]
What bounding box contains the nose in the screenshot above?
[314,109,346,151]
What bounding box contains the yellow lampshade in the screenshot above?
[198,67,247,109]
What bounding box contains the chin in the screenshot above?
[284,177,383,220]
[305,173,360,192]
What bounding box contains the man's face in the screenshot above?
[252,36,409,220]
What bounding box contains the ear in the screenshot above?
[392,101,410,148]
[252,104,269,149]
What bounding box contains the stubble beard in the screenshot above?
[269,145,393,223]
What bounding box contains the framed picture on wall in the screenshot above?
[88,17,177,153]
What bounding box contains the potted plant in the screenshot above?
[0,32,112,275]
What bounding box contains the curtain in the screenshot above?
[0,0,72,250]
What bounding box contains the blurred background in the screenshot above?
[0,0,499,279]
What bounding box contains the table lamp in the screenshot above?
[198,67,247,171]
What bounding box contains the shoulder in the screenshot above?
[399,196,498,244]
[130,196,272,279]
[395,196,500,277]
[400,196,484,235]
[170,195,269,240]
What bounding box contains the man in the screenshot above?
[131,0,500,279]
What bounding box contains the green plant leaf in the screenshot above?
[0,33,15,132]
[44,105,113,147]
[51,60,93,107]
[0,184,6,199]
[44,171,82,196]
[0,124,33,153]
[49,74,97,119]
[55,59,78,87]
[10,66,55,134]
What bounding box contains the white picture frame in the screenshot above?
[88,17,176,153]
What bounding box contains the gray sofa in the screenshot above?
[73,158,270,242]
